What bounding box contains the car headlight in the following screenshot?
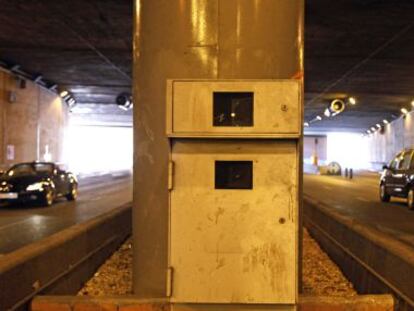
[26,182,47,192]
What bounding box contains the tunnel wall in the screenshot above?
[0,69,68,169]
[303,135,327,163]
[367,111,414,170]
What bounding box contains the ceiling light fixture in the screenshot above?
[348,97,356,105]
[411,100,414,107]
[316,115,322,121]
[67,98,76,108]
[116,92,133,110]
[59,90,69,98]
[49,84,57,91]
[329,99,345,116]
[324,108,331,117]
[376,124,381,129]
[383,119,389,124]
[371,126,376,132]
[304,122,309,127]
[401,107,409,115]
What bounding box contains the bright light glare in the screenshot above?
[411,100,414,107]
[383,119,389,124]
[401,108,408,114]
[60,90,68,98]
[348,97,356,105]
[64,125,133,174]
[327,133,369,169]
[316,115,322,121]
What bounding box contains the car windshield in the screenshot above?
[33,163,54,174]
[6,163,54,177]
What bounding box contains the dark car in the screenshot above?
[0,162,78,206]
[380,149,414,209]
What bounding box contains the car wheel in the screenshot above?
[41,188,54,206]
[380,184,391,202]
[407,189,414,210]
[66,183,78,201]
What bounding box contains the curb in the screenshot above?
[304,194,414,309]
[31,295,394,311]
[0,204,132,311]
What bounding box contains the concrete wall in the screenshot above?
[0,69,68,168]
[304,135,327,164]
[367,111,414,170]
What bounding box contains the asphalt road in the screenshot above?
[0,174,132,254]
[304,172,414,248]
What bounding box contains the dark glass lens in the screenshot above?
[215,161,253,189]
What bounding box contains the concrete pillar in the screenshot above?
[133,0,304,299]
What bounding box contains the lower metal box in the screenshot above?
[169,140,299,304]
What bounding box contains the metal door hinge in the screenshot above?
[168,161,174,191]
[166,266,173,297]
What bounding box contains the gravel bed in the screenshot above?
[302,228,356,296]
[78,229,356,297]
[78,239,133,296]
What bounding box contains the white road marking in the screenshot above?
[0,218,32,231]
[0,178,128,231]
[356,196,370,202]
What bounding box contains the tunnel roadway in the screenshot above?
[304,171,414,309]
[304,171,414,248]
[0,173,132,254]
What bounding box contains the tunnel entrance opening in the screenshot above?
[64,125,133,175]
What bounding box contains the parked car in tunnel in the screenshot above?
[0,162,78,206]
[380,149,414,209]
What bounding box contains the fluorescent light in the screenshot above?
[383,119,389,124]
[324,108,331,117]
[67,98,76,107]
[371,127,376,132]
[401,108,409,115]
[316,115,322,121]
[304,122,309,127]
[348,97,356,105]
[60,90,69,98]
[376,124,381,128]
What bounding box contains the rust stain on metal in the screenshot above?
[242,243,286,292]
[214,207,225,224]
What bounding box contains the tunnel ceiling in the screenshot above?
[306,0,414,132]
[0,0,132,125]
[1,0,414,131]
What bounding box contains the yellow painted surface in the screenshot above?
[168,80,301,137]
[133,0,304,301]
[170,140,298,304]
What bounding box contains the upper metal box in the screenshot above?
[167,80,301,138]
